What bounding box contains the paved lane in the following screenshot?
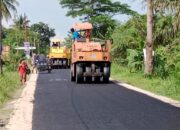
[32,69,180,130]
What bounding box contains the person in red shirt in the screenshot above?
[18,59,28,85]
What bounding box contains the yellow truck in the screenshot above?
[48,39,71,69]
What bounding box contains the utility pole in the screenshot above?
[0,44,2,75]
[0,11,3,75]
[38,42,40,54]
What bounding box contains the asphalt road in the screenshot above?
[32,69,180,130]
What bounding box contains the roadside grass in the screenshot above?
[111,64,180,101]
[0,71,21,106]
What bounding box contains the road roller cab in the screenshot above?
[48,38,71,69]
[70,22,112,83]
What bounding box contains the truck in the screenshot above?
[48,39,71,69]
[70,22,112,83]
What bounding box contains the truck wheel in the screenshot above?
[76,64,83,83]
[95,77,100,83]
[71,71,75,81]
[66,59,69,69]
[103,77,109,83]
[48,69,51,73]
[68,59,71,68]
[103,66,110,77]
[76,74,81,83]
[63,60,67,68]
[84,76,91,83]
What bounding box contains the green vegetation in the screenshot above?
[0,0,19,75]
[2,14,56,71]
[59,0,136,39]
[0,71,20,105]
[3,16,55,54]
[0,5,55,106]
[111,64,180,100]
[111,13,180,100]
[61,0,180,100]
[0,0,179,104]
[30,22,55,54]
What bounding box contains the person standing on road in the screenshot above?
[31,53,38,74]
[18,59,28,85]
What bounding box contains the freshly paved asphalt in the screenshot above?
[32,69,180,130]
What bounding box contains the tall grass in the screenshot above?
[0,71,20,105]
[111,64,180,100]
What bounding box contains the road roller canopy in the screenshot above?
[72,22,93,30]
[50,38,64,47]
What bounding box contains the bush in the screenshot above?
[3,52,25,72]
[0,71,20,105]
[153,54,169,78]
[126,49,143,72]
[154,43,180,79]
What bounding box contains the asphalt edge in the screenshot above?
[111,79,180,108]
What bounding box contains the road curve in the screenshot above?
[32,69,180,130]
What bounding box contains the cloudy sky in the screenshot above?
[3,0,145,39]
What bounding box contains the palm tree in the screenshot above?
[13,14,30,41]
[13,14,30,30]
[144,0,180,75]
[144,0,154,75]
[153,0,180,36]
[0,0,19,75]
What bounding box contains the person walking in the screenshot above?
[18,59,28,85]
[31,53,38,74]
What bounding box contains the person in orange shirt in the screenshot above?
[18,59,28,85]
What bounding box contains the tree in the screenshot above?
[0,0,18,75]
[13,14,30,30]
[59,0,136,38]
[153,0,180,44]
[144,0,180,75]
[111,15,146,67]
[154,14,175,47]
[30,22,55,53]
[144,0,154,75]
[13,14,30,41]
[64,34,72,49]
[3,28,24,47]
[28,30,41,53]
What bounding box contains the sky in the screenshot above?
[3,0,145,39]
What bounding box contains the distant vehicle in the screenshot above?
[70,22,112,83]
[37,54,52,73]
[48,39,71,69]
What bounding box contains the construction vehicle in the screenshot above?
[48,39,71,69]
[70,22,112,83]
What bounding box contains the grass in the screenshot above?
[111,64,180,101]
[0,71,21,105]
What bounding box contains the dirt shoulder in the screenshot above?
[1,74,38,130]
[0,87,23,130]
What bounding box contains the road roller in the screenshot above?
[70,22,112,83]
[48,38,71,69]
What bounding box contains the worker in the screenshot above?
[31,53,38,74]
[71,28,80,41]
[86,29,91,42]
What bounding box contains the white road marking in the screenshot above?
[49,78,68,82]
[49,79,54,82]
